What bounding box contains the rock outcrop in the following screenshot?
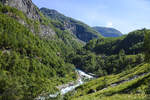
[40,8,102,42]
[0,0,41,21]
[0,0,55,37]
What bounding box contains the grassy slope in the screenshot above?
[66,63,150,100]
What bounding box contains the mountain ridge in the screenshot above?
[40,7,103,42]
[93,26,123,37]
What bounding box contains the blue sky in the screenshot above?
[32,0,150,34]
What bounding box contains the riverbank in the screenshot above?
[35,69,94,100]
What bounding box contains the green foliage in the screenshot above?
[85,29,147,55]
[144,29,150,62]
[0,9,77,99]
[73,29,147,77]
[0,2,150,100]
[67,63,150,100]
[0,4,26,20]
[69,46,144,76]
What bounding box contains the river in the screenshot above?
[35,69,94,100]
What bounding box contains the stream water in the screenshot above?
[59,69,93,95]
[35,69,94,100]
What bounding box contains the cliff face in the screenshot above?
[0,0,41,21]
[0,0,55,37]
[40,8,102,42]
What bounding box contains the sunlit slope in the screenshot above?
[66,63,150,100]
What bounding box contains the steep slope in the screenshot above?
[0,0,83,52]
[0,0,56,37]
[40,8,103,42]
[85,29,147,55]
[0,0,41,20]
[93,26,123,37]
[66,63,150,100]
[0,1,83,99]
[65,29,150,100]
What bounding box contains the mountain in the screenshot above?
[40,8,102,42]
[93,26,123,37]
[0,0,150,100]
[0,0,83,49]
[0,0,84,99]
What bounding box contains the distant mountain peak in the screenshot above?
[93,26,123,37]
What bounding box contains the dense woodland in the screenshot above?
[68,29,146,76]
[0,4,80,99]
[0,1,150,100]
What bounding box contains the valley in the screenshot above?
[36,69,94,100]
[0,0,150,100]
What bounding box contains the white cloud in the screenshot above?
[106,22,113,27]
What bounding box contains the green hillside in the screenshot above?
[85,29,146,55]
[64,29,150,100]
[67,29,147,76]
[66,63,150,100]
[0,3,83,99]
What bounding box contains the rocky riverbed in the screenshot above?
[35,69,94,100]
